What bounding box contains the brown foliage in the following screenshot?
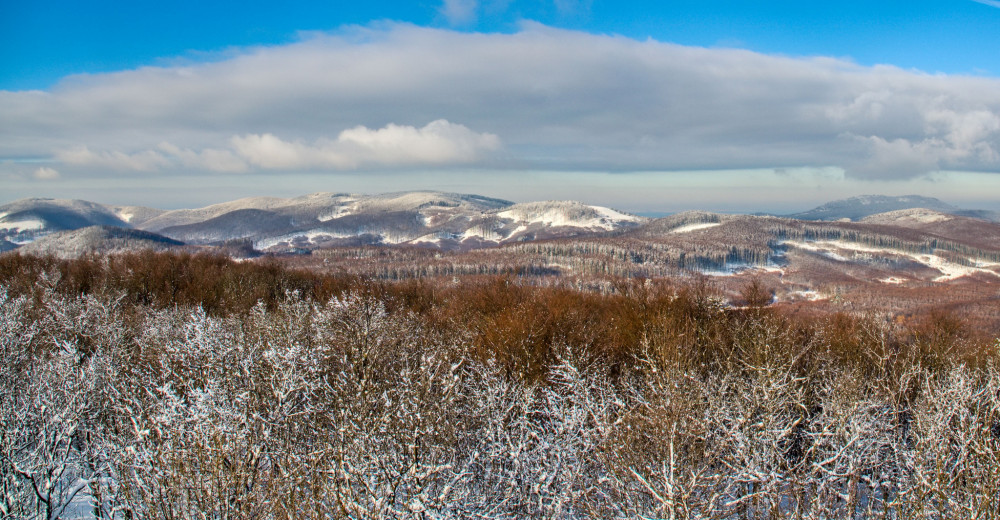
[0,250,357,314]
[2,250,994,382]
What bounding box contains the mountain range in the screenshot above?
[0,191,647,255]
[1,193,997,262]
[4,191,1000,327]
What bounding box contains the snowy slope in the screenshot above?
[787,195,960,221]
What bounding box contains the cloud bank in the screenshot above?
[55,120,500,173]
[3,23,1000,179]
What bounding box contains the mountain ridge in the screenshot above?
[3,192,997,260]
[0,191,647,252]
[785,194,972,222]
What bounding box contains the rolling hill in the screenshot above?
[0,192,647,252]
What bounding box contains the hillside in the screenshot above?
[15,226,184,259]
[277,206,1000,330]
[787,195,962,221]
[0,192,647,252]
[0,198,129,244]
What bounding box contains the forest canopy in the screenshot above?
[2,251,999,518]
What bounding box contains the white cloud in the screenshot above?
[972,0,1000,8]
[336,119,501,165]
[157,142,249,173]
[4,23,1000,180]
[53,120,500,173]
[55,146,170,172]
[32,166,60,180]
[229,134,315,170]
[439,0,478,25]
[232,119,500,170]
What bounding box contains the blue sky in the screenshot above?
[5,0,1000,90]
[3,0,1000,211]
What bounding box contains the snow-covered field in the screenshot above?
[784,239,1000,282]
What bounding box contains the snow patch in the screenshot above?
[409,234,449,246]
[318,204,355,222]
[461,226,501,242]
[785,240,1000,282]
[880,277,906,284]
[590,206,644,227]
[507,224,529,237]
[379,231,416,245]
[671,222,722,233]
[383,192,455,209]
[912,213,950,223]
[0,219,45,232]
[700,261,783,277]
[919,254,996,282]
[497,203,640,231]
[789,290,824,301]
[255,229,352,249]
[786,240,851,262]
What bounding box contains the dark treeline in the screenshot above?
[2,251,999,518]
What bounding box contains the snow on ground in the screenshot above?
[789,289,825,301]
[880,277,906,284]
[257,228,422,248]
[920,253,998,281]
[701,262,785,277]
[0,219,45,232]
[670,222,722,233]
[381,192,453,209]
[496,208,577,228]
[379,232,414,245]
[784,239,1000,282]
[544,261,575,272]
[506,225,528,236]
[255,229,352,249]
[408,233,454,246]
[589,206,645,228]
[786,240,850,262]
[911,213,951,223]
[496,203,641,231]
[869,208,954,224]
[460,226,501,242]
[317,204,355,222]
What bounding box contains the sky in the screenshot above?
[3,0,1000,213]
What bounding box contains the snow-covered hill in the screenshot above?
[0,198,132,245]
[14,226,183,259]
[787,195,961,221]
[0,192,647,252]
